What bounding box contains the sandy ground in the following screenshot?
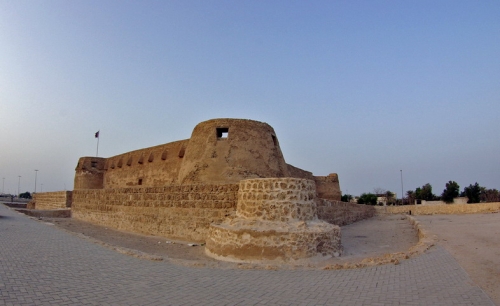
[415,213,500,305]
[38,214,418,269]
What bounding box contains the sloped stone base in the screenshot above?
[205,218,342,262]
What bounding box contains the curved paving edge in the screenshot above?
[321,215,436,270]
[36,212,437,271]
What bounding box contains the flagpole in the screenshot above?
[95,130,100,157]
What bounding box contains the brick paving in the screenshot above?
[0,204,494,305]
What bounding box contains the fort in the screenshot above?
[34,119,376,261]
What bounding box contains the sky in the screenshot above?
[0,1,499,197]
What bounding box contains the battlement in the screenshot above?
[74,118,340,200]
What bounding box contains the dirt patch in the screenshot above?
[39,214,419,270]
[415,213,500,305]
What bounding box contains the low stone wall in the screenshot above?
[32,191,72,210]
[16,208,71,218]
[376,202,500,215]
[316,200,376,226]
[72,184,239,242]
[421,197,468,205]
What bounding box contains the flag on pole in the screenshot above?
[95,130,100,157]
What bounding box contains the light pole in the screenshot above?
[34,170,38,194]
[400,170,404,205]
[2,177,4,194]
[17,176,21,197]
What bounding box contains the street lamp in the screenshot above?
[18,176,21,197]
[34,170,38,194]
[400,170,404,205]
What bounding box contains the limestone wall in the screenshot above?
[74,157,105,189]
[73,118,342,201]
[178,119,290,184]
[314,174,341,201]
[316,199,376,226]
[236,178,317,222]
[71,184,238,242]
[376,202,500,215]
[206,178,342,262]
[421,197,468,205]
[103,140,189,188]
[32,191,73,210]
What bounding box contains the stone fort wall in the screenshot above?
[68,118,358,247]
[72,184,238,242]
[74,119,341,200]
[316,199,376,226]
[71,182,374,243]
[31,191,72,210]
[376,202,500,215]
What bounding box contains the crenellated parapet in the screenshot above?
[74,119,341,199]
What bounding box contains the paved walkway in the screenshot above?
[0,204,494,305]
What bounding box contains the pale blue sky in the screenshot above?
[1,1,499,196]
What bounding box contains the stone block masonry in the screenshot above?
[376,202,500,215]
[316,199,376,226]
[206,178,342,262]
[31,191,73,210]
[67,118,366,261]
[72,184,238,242]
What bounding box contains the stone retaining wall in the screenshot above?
[32,191,73,210]
[72,184,239,242]
[375,202,500,215]
[236,178,317,222]
[316,200,376,226]
[72,180,365,245]
[206,178,342,262]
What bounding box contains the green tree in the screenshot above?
[19,191,32,199]
[481,188,499,202]
[416,183,435,201]
[406,190,416,205]
[357,193,378,205]
[463,182,482,203]
[441,181,460,203]
[341,194,353,202]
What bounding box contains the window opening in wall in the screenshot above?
[178,147,185,158]
[127,157,133,166]
[148,153,154,162]
[117,159,123,168]
[138,178,143,185]
[138,155,144,164]
[271,135,277,146]
[161,150,168,160]
[91,161,97,168]
[216,127,229,139]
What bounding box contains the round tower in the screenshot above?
[177,119,290,184]
[74,157,105,189]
